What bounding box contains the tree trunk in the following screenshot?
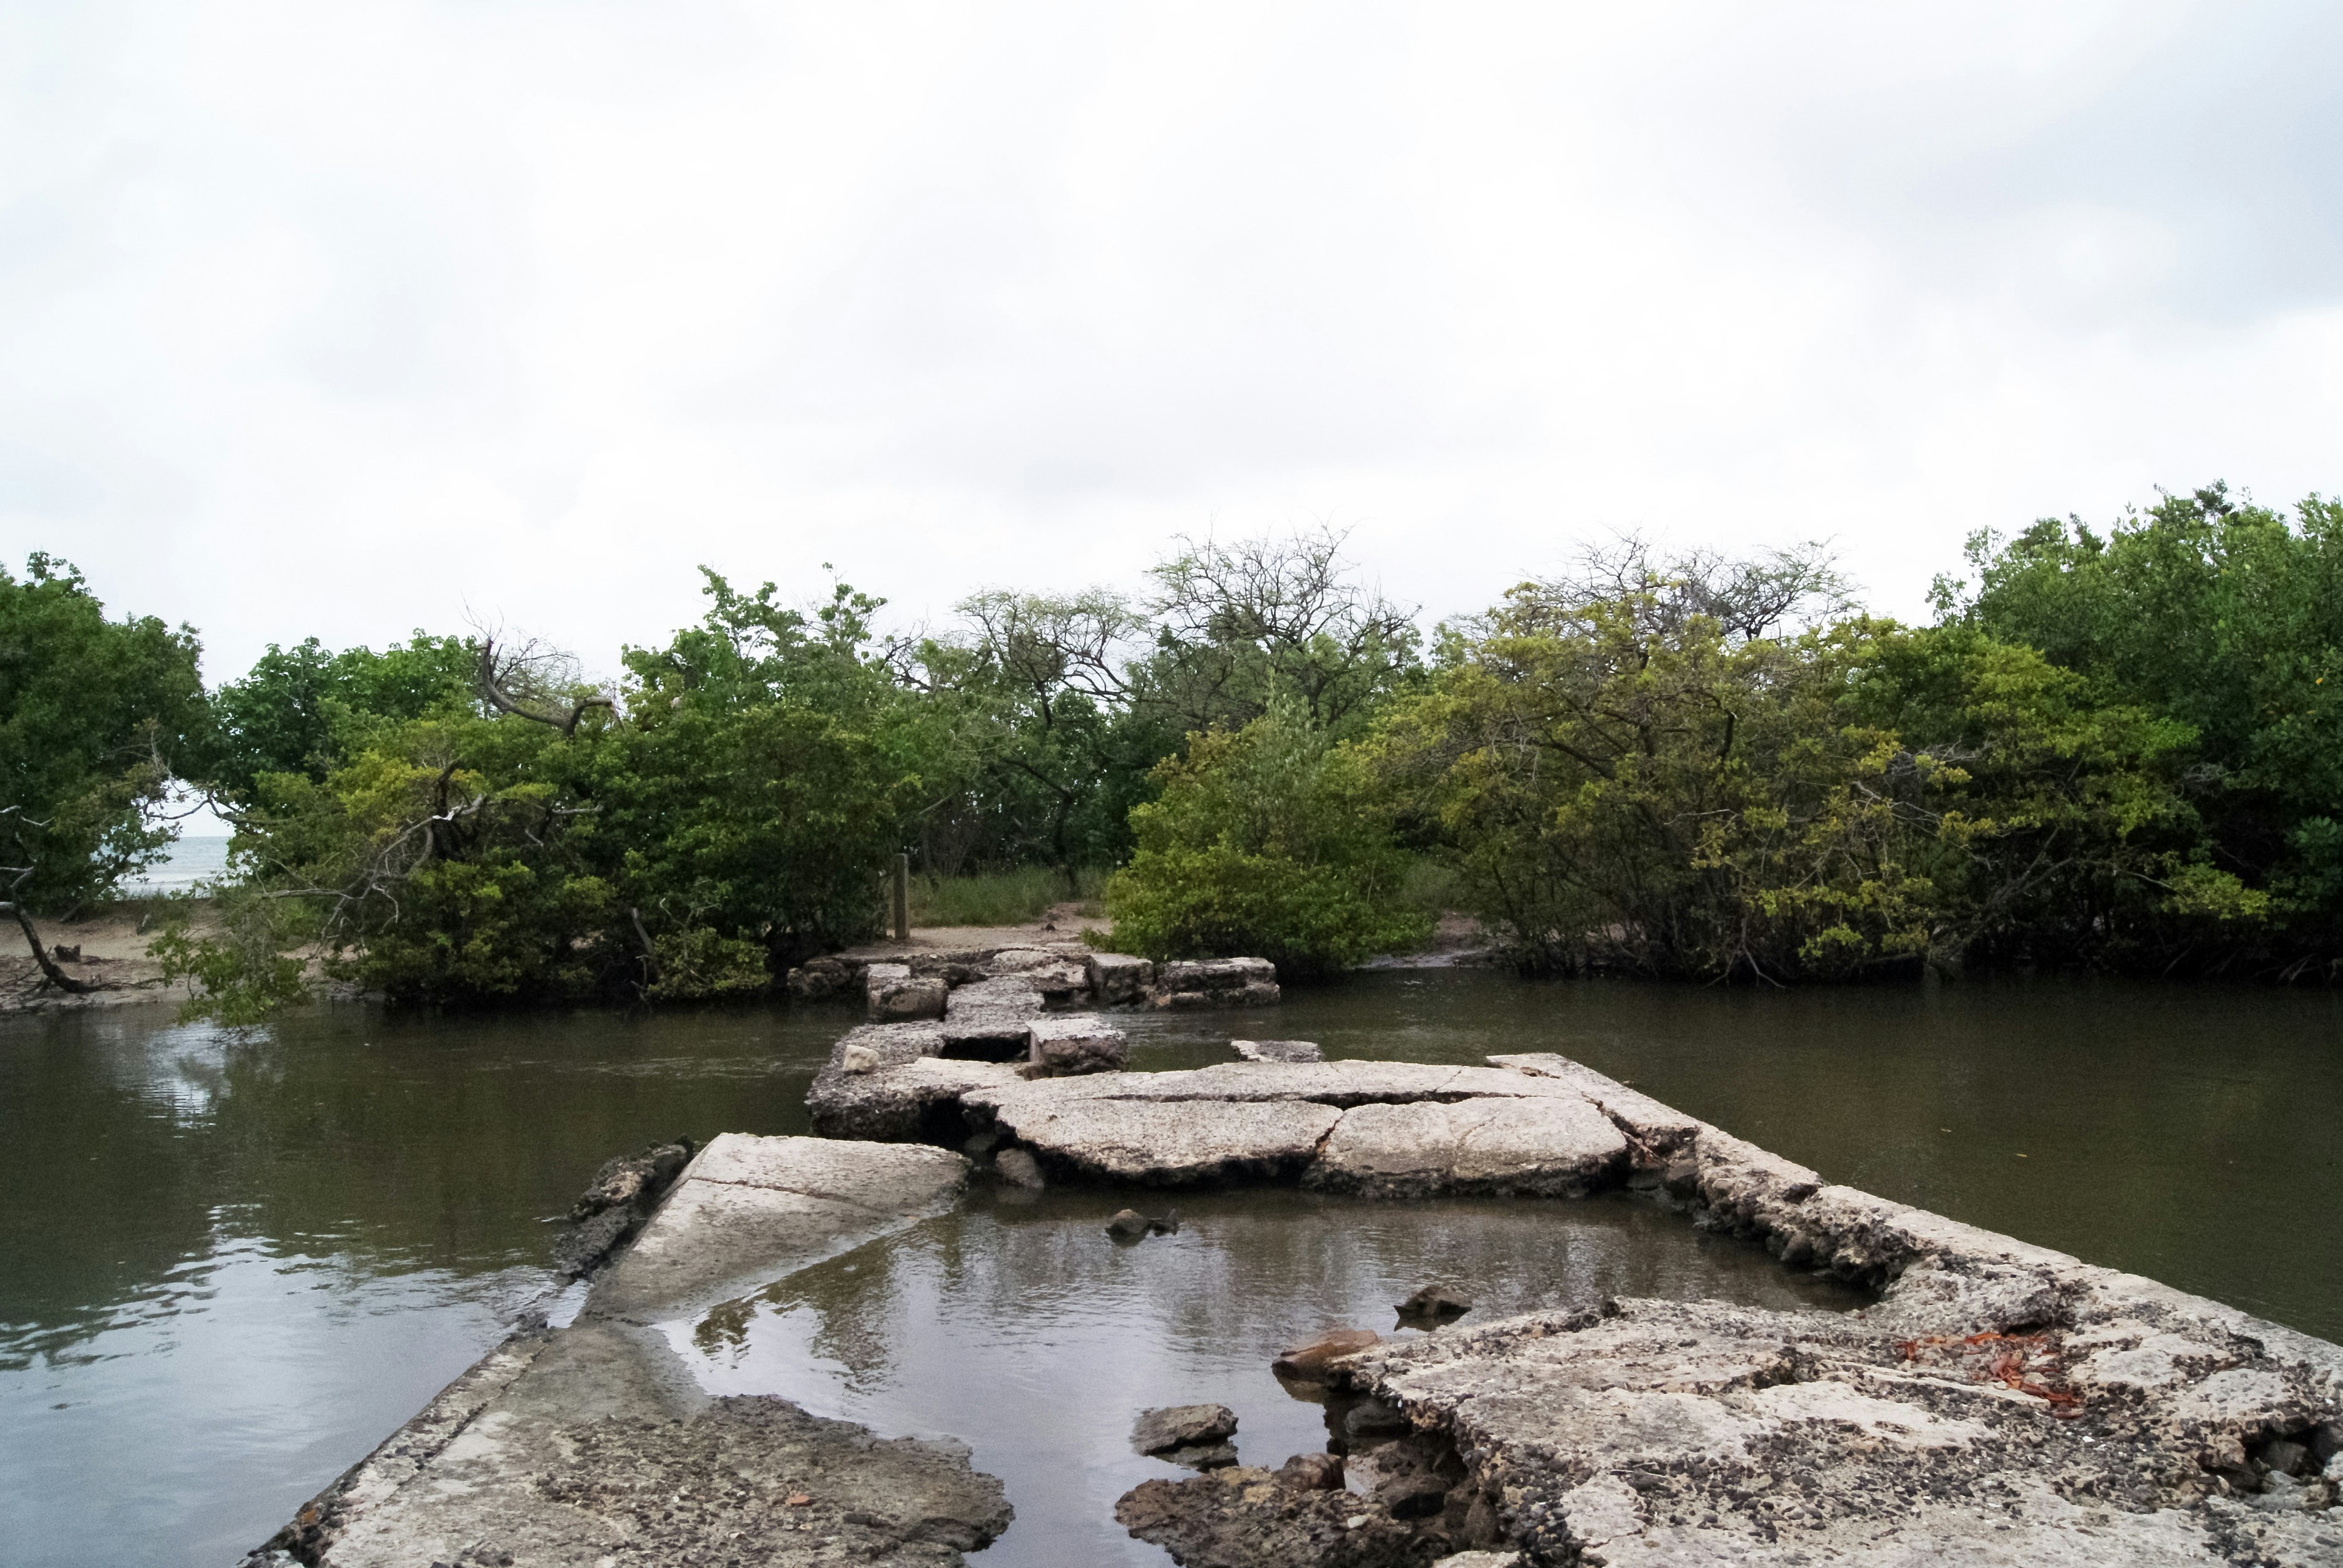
[5,903,100,994]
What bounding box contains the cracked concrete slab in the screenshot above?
[252,1135,1006,1568]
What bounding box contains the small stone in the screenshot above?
[1276,1452,1345,1490]
[1106,1209,1151,1240]
[1342,1398,1409,1441]
[2262,1438,2313,1478]
[785,1493,814,1507]
[993,1148,1044,1189]
[1395,1282,1472,1323]
[1163,1441,1240,1470]
[1133,1403,1239,1454]
[840,1043,881,1075]
[1271,1327,1380,1383]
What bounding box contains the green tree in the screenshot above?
[1941,482,2343,967]
[1099,703,1430,976]
[583,570,938,991]
[202,632,477,803]
[1370,544,2206,980]
[0,555,206,912]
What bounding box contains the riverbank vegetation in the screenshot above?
[6,482,2339,1014]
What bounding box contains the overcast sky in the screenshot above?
[6,1,2340,684]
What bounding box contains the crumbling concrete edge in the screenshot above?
[253,1327,554,1564]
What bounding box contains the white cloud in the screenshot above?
[4,0,2339,681]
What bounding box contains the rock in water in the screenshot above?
[1233,1038,1322,1063]
[551,1138,696,1279]
[1275,1452,1345,1490]
[1394,1283,1471,1323]
[1271,1327,1380,1384]
[1132,1403,1239,1454]
[1162,1441,1239,1470]
[1105,1208,1151,1240]
[993,1147,1045,1189]
[1116,1468,1424,1568]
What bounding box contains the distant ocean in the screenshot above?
[122,835,232,896]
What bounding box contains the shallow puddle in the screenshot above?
[666,1187,1867,1565]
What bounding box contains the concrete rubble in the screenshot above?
[248,1135,1008,1567]
[1101,1051,2343,1567]
[1234,1038,1324,1063]
[799,940,1280,1018]
[259,1011,2343,1568]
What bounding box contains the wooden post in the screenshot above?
[892,853,911,941]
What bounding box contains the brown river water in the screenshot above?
[1,969,2337,1565]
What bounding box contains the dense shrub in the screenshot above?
[1099,705,1430,976]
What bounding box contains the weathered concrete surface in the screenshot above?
[991,1094,1345,1184]
[256,1135,1008,1567]
[965,1060,1562,1110]
[1116,1465,1442,1567]
[1087,950,1154,1004]
[1305,1096,1628,1199]
[593,1134,968,1319]
[1027,1013,1128,1075]
[1153,956,1281,1009]
[866,961,949,1021]
[1081,1050,2343,1565]
[1234,1038,1323,1063]
[1326,1286,2343,1567]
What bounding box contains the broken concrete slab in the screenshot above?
[1484,1052,1704,1160]
[1027,1013,1128,1075]
[1334,1286,2343,1568]
[1115,1465,1434,1568]
[808,1039,1022,1142]
[1234,1038,1323,1063]
[1152,956,1281,1009]
[256,1136,1010,1568]
[1086,950,1153,1004]
[948,975,1047,1014]
[964,1060,1479,1110]
[1305,1096,1629,1199]
[989,1095,1344,1184]
[591,1134,969,1319]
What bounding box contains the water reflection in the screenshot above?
[674,1189,1863,1567]
[0,999,852,1568]
[0,969,2336,1567]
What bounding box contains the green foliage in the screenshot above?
[1370,557,2205,979]
[167,711,614,1018]
[587,569,935,984]
[203,632,476,803]
[1940,482,2343,962]
[1100,704,1431,976]
[0,555,207,909]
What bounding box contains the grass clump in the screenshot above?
[909,867,1105,927]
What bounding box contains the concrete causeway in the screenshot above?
[247,963,2343,1566]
